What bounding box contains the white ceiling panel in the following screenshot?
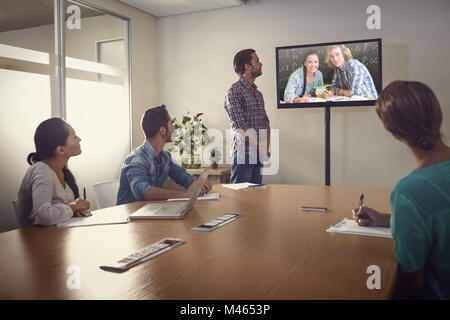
[118,0,246,18]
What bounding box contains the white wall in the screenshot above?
[158,0,450,187]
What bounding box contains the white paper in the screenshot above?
[167,193,221,202]
[221,183,259,190]
[56,209,130,228]
[326,218,392,238]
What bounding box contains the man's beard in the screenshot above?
[252,69,262,78]
[163,130,172,143]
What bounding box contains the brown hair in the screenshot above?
[141,105,170,139]
[325,45,353,67]
[300,51,319,97]
[375,81,442,150]
[233,49,255,75]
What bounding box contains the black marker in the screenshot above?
[83,187,86,200]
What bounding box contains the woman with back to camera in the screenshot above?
[284,51,324,103]
[353,81,450,299]
[17,118,91,227]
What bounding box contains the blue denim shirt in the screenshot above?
[116,140,195,205]
[284,67,324,103]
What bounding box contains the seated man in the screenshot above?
[117,105,212,205]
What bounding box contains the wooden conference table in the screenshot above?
[0,185,397,300]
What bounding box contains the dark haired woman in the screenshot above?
[352,81,450,299]
[284,51,323,103]
[17,118,91,227]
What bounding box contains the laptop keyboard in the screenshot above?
[154,203,186,216]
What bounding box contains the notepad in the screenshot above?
[167,192,220,201]
[221,183,260,190]
[56,210,130,228]
[326,218,392,238]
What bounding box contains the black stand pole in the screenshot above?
[325,104,331,186]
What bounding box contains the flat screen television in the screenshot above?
[276,38,382,108]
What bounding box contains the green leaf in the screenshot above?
[182,116,191,125]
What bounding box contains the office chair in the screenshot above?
[92,180,120,209]
[12,200,18,220]
[12,199,31,228]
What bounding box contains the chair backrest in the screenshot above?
[92,180,120,209]
[12,200,18,216]
[12,200,19,223]
[12,199,31,228]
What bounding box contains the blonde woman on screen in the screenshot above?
[323,44,378,99]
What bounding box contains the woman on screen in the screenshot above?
[323,44,378,100]
[17,118,91,227]
[352,81,450,299]
[284,51,323,103]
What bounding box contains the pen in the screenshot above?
[359,193,364,209]
[247,184,265,188]
[83,187,86,200]
[358,193,364,222]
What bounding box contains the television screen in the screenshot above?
[276,38,382,108]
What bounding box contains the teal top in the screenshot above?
[390,159,450,299]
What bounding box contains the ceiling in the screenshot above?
[0,0,104,33]
[118,0,247,18]
[0,0,247,33]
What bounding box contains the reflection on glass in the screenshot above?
[0,0,55,232]
[0,0,131,231]
[64,0,130,211]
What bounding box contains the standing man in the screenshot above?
[117,105,212,205]
[224,49,271,184]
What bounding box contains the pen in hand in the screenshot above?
[247,184,266,189]
[357,193,364,223]
[359,193,364,209]
[81,187,92,217]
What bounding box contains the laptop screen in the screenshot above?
[183,167,210,213]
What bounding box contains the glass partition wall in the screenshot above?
[0,0,131,232]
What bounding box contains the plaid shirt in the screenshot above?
[331,59,378,99]
[224,78,270,156]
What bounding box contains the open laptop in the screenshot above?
[129,167,210,220]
